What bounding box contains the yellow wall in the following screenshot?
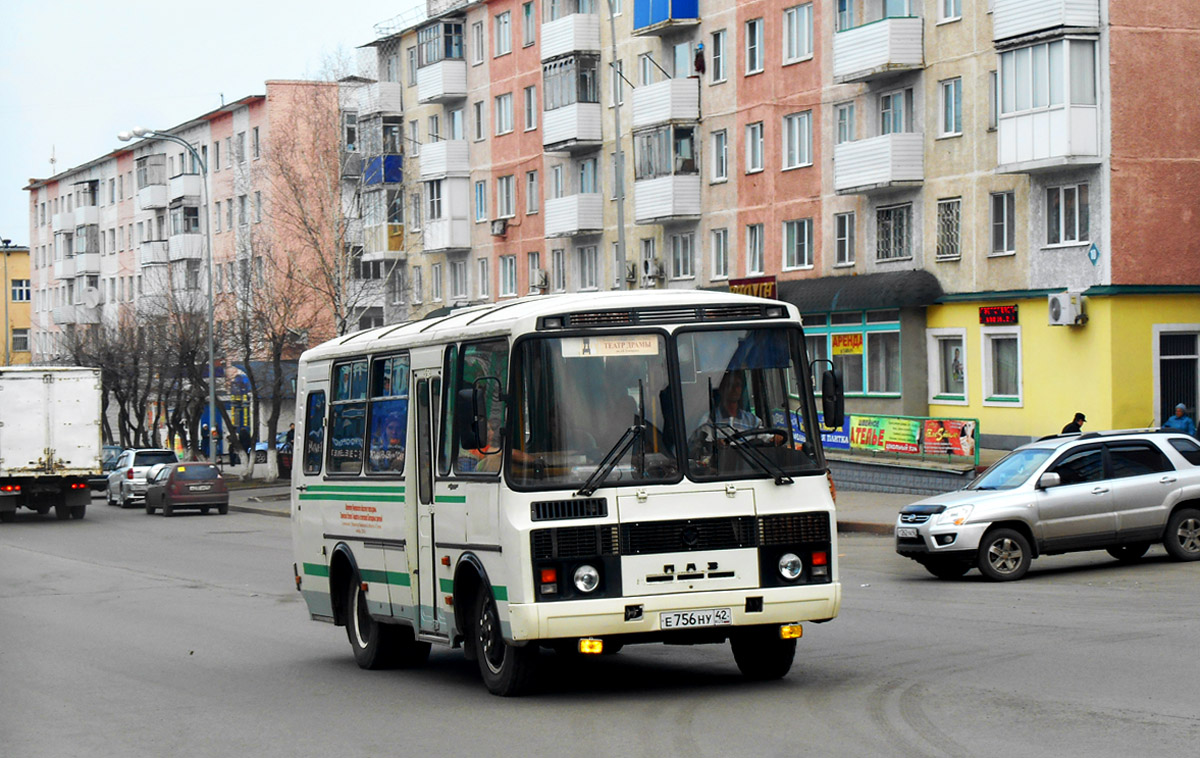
[3,248,31,366]
[928,295,1200,439]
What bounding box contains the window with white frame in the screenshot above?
[552,249,566,292]
[836,0,854,30]
[495,12,512,56]
[497,175,515,218]
[13,327,32,351]
[640,238,655,285]
[746,18,764,74]
[711,30,726,82]
[524,86,537,130]
[782,111,812,169]
[927,328,967,403]
[428,114,441,142]
[543,55,600,111]
[982,326,1022,404]
[673,41,692,77]
[526,171,539,213]
[880,90,908,134]
[988,70,999,130]
[670,233,694,279]
[11,279,31,302]
[528,251,542,293]
[783,4,813,63]
[579,157,598,194]
[876,203,912,260]
[611,59,625,105]
[990,191,1015,254]
[472,22,484,64]
[409,121,420,156]
[431,262,444,301]
[711,130,728,181]
[478,258,490,299]
[578,245,598,290]
[783,219,813,269]
[499,255,517,296]
[408,47,418,84]
[867,328,901,395]
[746,223,764,274]
[451,260,467,300]
[835,102,855,144]
[551,164,564,199]
[473,101,485,141]
[940,0,962,22]
[745,122,764,173]
[426,180,444,220]
[835,212,856,266]
[522,2,536,46]
[711,228,729,279]
[638,53,655,86]
[495,93,513,135]
[1047,184,1089,245]
[412,266,423,303]
[411,192,422,230]
[940,77,963,136]
[1000,40,1096,115]
[936,198,961,259]
[475,180,488,222]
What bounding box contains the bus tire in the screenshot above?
[730,626,797,681]
[473,590,537,696]
[0,511,15,523]
[344,573,423,670]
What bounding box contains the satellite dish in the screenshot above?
[83,287,102,309]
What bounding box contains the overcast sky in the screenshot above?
[0,0,425,245]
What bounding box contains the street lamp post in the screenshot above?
[118,127,218,461]
[1,237,12,366]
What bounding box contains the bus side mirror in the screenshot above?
[821,369,845,431]
[456,386,486,451]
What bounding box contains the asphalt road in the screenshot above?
[2,498,1197,758]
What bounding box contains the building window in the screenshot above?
[472,22,484,64]
[670,233,694,279]
[428,114,441,142]
[478,258,490,299]
[1000,40,1097,115]
[711,130,728,181]
[579,158,598,194]
[411,192,422,230]
[940,78,963,136]
[252,127,260,159]
[418,21,464,66]
[745,18,764,74]
[12,328,29,353]
[407,47,418,84]
[746,223,764,274]
[835,102,855,144]
[633,124,697,180]
[522,2,536,46]
[835,212,856,266]
[475,180,488,222]
[982,326,1023,405]
[495,11,512,56]
[711,29,726,83]
[988,70,999,130]
[673,41,692,77]
[990,191,1015,255]
[876,203,912,260]
[11,279,31,302]
[497,175,515,218]
[409,122,420,156]
[235,131,247,163]
[867,329,902,395]
[783,4,813,64]
[500,255,518,296]
[254,191,262,223]
[745,122,764,173]
[495,93,513,135]
[526,171,539,213]
[836,0,854,30]
[881,90,909,134]
[473,101,485,141]
[782,219,813,269]
[807,310,902,396]
[936,198,961,260]
[578,245,598,290]
[524,86,538,130]
[552,249,566,292]
[1047,184,1089,245]
[431,263,443,301]
[451,260,467,300]
[940,0,962,22]
[782,111,812,169]
[528,251,541,294]
[711,228,729,279]
[611,60,625,105]
[426,180,443,220]
[447,110,463,140]
[543,55,600,111]
[412,266,423,303]
[928,329,967,403]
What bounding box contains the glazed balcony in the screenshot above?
[137,183,168,210]
[633,175,700,224]
[545,193,603,237]
[140,240,169,267]
[417,59,467,104]
[419,141,469,180]
[632,0,699,37]
[169,172,202,202]
[54,256,76,281]
[993,0,1100,43]
[358,81,403,115]
[541,13,601,61]
[833,133,924,194]
[364,154,404,185]
[75,253,101,275]
[996,106,1100,174]
[422,218,471,252]
[833,16,923,84]
[631,78,699,129]
[543,103,603,153]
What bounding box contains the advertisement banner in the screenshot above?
[849,415,921,454]
[774,410,850,451]
[923,419,977,458]
[831,333,863,355]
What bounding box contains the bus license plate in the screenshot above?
[896,527,918,539]
[660,608,732,629]
[190,484,212,492]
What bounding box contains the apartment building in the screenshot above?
[2,243,31,366]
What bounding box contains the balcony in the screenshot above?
[358,81,403,115]
[632,0,699,37]
[993,0,1100,43]
[834,133,924,195]
[52,305,77,325]
[137,183,168,210]
[996,107,1100,174]
[545,194,603,237]
[419,140,469,179]
[74,204,99,226]
[632,78,699,129]
[364,154,404,185]
[417,59,467,104]
[140,240,169,267]
[364,223,404,255]
[169,173,202,202]
[541,14,601,61]
[52,211,72,232]
[54,256,76,281]
[75,304,101,325]
[168,233,204,261]
[833,17,923,84]
[75,253,101,275]
[543,103,603,153]
[634,175,701,224]
[342,151,364,179]
[422,218,471,253]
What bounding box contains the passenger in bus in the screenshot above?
[369,416,406,472]
[467,417,503,473]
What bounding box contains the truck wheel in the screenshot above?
[70,505,86,520]
[55,505,71,520]
[730,626,797,681]
[0,511,15,523]
[36,505,51,515]
[473,589,538,696]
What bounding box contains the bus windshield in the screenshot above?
[510,333,678,488]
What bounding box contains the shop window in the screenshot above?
[982,326,1022,406]
[927,328,967,404]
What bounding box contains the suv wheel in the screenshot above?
[977,528,1032,581]
[920,558,972,580]
[1106,543,1150,563]
[1163,507,1200,561]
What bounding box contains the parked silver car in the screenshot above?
[106,449,179,508]
[896,430,1200,581]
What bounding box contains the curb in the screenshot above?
[229,505,290,518]
[836,521,895,536]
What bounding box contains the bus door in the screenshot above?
[412,368,445,637]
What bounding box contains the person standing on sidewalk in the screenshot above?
[1061,412,1086,434]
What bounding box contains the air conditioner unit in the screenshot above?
[490,218,508,237]
[1048,291,1086,326]
[642,258,664,280]
[624,262,638,282]
[532,268,549,289]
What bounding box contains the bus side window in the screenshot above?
[303,391,326,475]
[367,355,410,474]
[454,340,509,475]
[438,344,459,476]
[329,360,368,474]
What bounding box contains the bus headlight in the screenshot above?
[778,553,803,581]
[573,565,600,593]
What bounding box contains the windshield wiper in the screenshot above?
[711,424,793,486]
[575,423,644,497]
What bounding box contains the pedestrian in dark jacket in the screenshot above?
[238,427,253,461]
[1062,412,1086,434]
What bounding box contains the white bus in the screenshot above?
[291,290,845,695]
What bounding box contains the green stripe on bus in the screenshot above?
[303,562,330,577]
[306,484,406,494]
[434,495,467,504]
[438,578,454,593]
[361,569,411,587]
[299,494,404,503]
[493,586,508,602]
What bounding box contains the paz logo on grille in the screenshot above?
[681,525,699,548]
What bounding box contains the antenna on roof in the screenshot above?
[220,92,225,106]
[49,145,56,170]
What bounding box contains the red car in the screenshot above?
[144,463,229,516]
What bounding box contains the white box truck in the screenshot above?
[0,366,103,522]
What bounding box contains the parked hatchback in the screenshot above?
[143,462,229,516]
[106,449,179,508]
[896,430,1200,581]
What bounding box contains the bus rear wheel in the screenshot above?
[730,626,797,681]
[344,574,430,670]
[473,590,537,696]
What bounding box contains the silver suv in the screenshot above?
[896,430,1200,581]
[106,449,179,508]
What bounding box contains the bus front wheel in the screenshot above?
[473,590,537,696]
[730,626,797,681]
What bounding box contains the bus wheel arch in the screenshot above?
[452,554,488,653]
[329,544,359,628]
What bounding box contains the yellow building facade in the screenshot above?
[2,244,31,366]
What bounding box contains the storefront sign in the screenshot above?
[831,333,863,355]
[728,276,777,299]
[979,305,1019,325]
[923,419,977,458]
[848,415,921,454]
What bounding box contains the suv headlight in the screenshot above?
[936,505,973,526]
